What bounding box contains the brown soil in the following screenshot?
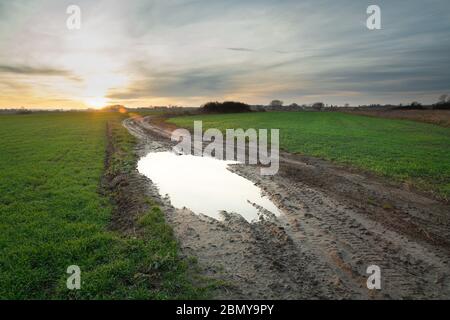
[102,121,152,235]
[121,115,450,299]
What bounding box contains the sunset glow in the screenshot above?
[0,0,449,109]
[85,97,108,109]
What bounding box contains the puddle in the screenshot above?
[137,151,281,222]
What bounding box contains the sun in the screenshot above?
[85,97,107,109]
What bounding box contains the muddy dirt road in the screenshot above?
[123,116,450,299]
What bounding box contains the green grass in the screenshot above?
[0,112,208,299]
[169,112,450,199]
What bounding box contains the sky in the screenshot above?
[0,0,449,109]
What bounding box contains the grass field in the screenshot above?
[0,112,207,299]
[347,109,450,127]
[169,112,450,200]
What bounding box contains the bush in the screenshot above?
[433,102,450,110]
[201,101,251,114]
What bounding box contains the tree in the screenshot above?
[270,100,283,108]
[438,94,448,104]
[434,94,450,110]
[312,102,324,110]
[201,101,251,113]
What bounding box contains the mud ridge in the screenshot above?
[121,116,450,299]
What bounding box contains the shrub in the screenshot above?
[201,101,251,114]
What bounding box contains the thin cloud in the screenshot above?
[0,65,81,81]
[227,47,255,52]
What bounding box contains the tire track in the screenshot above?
[123,116,450,299]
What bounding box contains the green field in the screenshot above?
[169,112,450,200]
[0,112,207,299]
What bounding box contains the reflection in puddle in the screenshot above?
[137,152,281,222]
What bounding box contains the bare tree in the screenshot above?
[410,101,422,109]
[438,94,448,104]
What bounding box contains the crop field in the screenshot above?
[2,0,450,302]
[169,112,450,200]
[0,112,206,299]
[347,109,450,127]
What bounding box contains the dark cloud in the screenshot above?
[0,65,82,83]
[0,64,71,76]
[107,64,248,100]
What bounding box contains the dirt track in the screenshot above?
[123,116,450,299]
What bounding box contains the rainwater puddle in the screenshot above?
[137,152,281,222]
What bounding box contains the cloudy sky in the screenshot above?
[0,0,449,108]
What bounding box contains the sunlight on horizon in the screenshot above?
[85,96,108,109]
[1,1,449,108]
